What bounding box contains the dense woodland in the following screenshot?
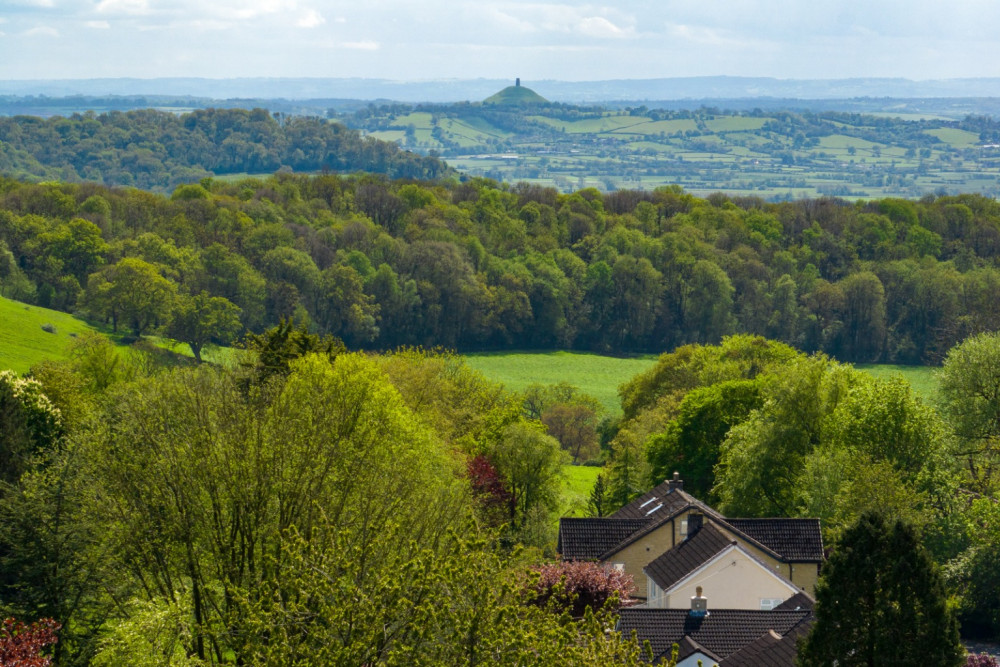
[3,174,1000,363]
[0,108,450,191]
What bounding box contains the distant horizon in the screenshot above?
[4,75,1000,106]
[4,74,1000,84]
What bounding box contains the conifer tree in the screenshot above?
[799,512,963,667]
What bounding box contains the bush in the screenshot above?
[527,560,635,617]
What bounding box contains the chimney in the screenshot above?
[686,512,703,538]
[668,471,683,492]
[690,586,708,617]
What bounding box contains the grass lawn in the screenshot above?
[464,350,657,414]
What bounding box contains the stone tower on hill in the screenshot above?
[483,80,548,106]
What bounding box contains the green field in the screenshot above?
[855,363,940,402]
[559,464,602,518]
[0,295,99,373]
[704,117,768,132]
[464,350,657,414]
[924,128,980,147]
[464,350,943,415]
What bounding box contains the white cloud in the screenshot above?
[486,3,636,40]
[297,9,324,28]
[24,25,59,37]
[487,9,538,33]
[189,19,234,31]
[343,40,379,50]
[577,16,631,39]
[214,0,297,21]
[84,20,111,29]
[666,22,767,50]
[95,0,150,15]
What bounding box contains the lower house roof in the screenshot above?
[643,523,736,591]
[617,608,813,663]
[774,592,815,612]
[718,616,814,666]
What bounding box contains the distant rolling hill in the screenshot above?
[345,99,1000,199]
[0,107,452,191]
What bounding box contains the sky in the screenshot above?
[2,0,1000,82]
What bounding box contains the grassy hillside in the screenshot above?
[0,296,98,373]
[0,296,239,374]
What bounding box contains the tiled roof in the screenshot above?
[559,478,824,568]
[558,518,649,560]
[644,523,736,591]
[617,608,813,663]
[719,617,813,667]
[610,479,711,520]
[724,519,824,562]
[596,507,686,561]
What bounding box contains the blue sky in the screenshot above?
[2,0,999,81]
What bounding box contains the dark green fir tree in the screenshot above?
[799,512,963,667]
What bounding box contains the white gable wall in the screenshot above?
[661,544,799,610]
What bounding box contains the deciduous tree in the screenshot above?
[167,291,242,363]
[84,258,177,337]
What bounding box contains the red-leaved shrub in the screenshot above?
[527,560,635,617]
[0,618,60,667]
[467,454,512,525]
